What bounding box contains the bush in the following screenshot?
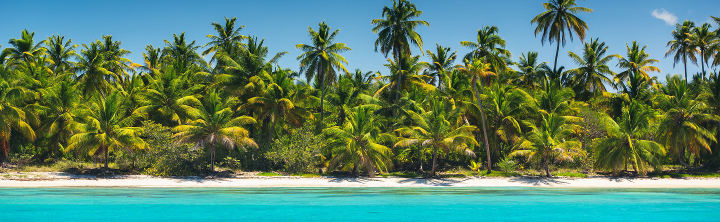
[118,121,204,176]
[497,158,519,172]
[265,125,325,174]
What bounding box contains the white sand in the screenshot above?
[1,172,720,188]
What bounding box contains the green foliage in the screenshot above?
[138,121,203,176]
[265,125,325,174]
[3,2,720,179]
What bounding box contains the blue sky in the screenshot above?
[1,0,718,82]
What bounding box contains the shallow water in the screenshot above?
[1,187,719,221]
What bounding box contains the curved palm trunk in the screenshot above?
[431,144,438,177]
[472,77,493,173]
[393,42,402,105]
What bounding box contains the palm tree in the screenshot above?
[375,55,434,103]
[594,102,665,174]
[38,79,79,158]
[296,21,351,127]
[66,92,146,168]
[510,112,583,177]
[203,17,246,58]
[76,41,117,97]
[163,33,206,74]
[515,51,547,89]
[457,59,496,173]
[666,20,697,83]
[0,80,36,161]
[395,97,477,177]
[426,44,456,88]
[2,29,46,76]
[460,26,511,71]
[324,105,392,177]
[371,0,429,61]
[690,23,718,79]
[243,69,311,143]
[617,41,661,102]
[214,37,286,97]
[173,91,257,171]
[531,0,592,70]
[482,83,536,163]
[656,75,718,168]
[137,45,163,74]
[44,35,76,75]
[566,38,618,100]
[99,35,133,84]
[136,67,202,126]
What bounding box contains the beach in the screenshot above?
[2,172,719,188]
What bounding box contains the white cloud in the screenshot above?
[652,8,678,26]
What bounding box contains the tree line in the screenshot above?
[2,0,720,177]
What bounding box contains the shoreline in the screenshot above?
[2,172,720,188]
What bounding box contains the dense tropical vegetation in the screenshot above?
[2,0,720,178]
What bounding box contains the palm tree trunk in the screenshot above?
[352,159,359,176]
[0,138,8,163]
[553,42,560,71]
[701,50,706,80]
[104,146,109,168]
[319,67,326,129]
[210,145,216,172]
[472,77,492,173]
[418,149,424,172]
[431,144,438,177]
[393,43,402,105]
[684,53,688,84]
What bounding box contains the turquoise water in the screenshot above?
[1,187,719,221]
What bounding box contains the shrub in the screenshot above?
[118,121,204,176]
[265,125,325,174]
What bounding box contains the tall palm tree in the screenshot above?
[457,59,496,173]
[99,35,133,84]
[137,45,163,75]
[617,41,661,102]
[460,26,511,71]
[0,80,36,161]
[510,112,583,177]
[173,91,257,171]
[44,35,76,75]
[531,0,592,70]
[656,75,718,168]
[324,105,392,177]
[296,22,351,127]
[163,33,206,74]
[594,102,664,174]
[690,23,718,79]
[426,44,456,88]
[76,41,117,97]
[2,29,46,76]
[566,38,618,100]
[371,0,429,61]
[203,17,246,58]
[395,97,477,177]
[666,20,697,83]
[66,91,146,168]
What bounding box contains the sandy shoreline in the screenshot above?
[1,172,719,188]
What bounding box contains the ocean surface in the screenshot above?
[1,187,719,221]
